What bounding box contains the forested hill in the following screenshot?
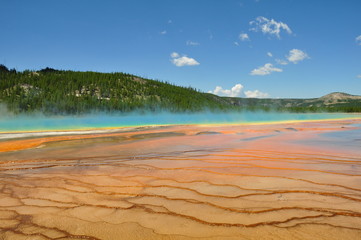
[0,65,360,114]
[0,65,231,114]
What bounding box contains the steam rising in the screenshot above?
[0,105,358,133]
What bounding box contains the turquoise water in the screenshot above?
[0,112,360,132]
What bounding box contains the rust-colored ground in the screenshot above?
[0,120,361,239]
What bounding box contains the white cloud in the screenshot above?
[357,75,361,78]
[250,16,292,38]
[160,30,167,35]
[250,63,282,76]
[275,59,288,65]
[186,40,200,46]
[239,33,250,41]
[234,41,239,46]
[245,90,270,98]
[208,84,244,97]
[208,84,270,99]
[286,49,309,64]
[267,52,273,57]
[170,52,200,67]
[356,35,361,45]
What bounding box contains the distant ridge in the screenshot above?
[320,92,361,101]
[0,66,360,114]
[223,91,361,112]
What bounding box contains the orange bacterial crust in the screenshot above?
[0,119,360,239]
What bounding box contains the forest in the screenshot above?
[1,65,360,115]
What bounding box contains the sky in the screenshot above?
[1,0,361,98]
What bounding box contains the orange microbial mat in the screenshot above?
[0,119,361,239]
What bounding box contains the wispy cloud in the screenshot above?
[170,52,179,58]
[208,30,214,40]
[170,52,200,67]
[275,59,288,65]
[250,16,292,39]
[357,75,361,78]
[267,52,273,57]
[356,35,361,45]
[160,30,167,35]
[239,33,250,41]
[208,84,244,97]
[286,49,309,64]
[244,90,270,98]
[250,63,282,76]
[234,41,239,46]
[186,41,200,46]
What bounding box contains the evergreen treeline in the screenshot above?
[0,65,233,114]
[0,65,360,115]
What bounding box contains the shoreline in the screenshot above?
[0,117,360,153]
[1,117,360,140]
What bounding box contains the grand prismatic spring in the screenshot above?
[0,112,361,239]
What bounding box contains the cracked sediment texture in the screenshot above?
[0,120,361,239]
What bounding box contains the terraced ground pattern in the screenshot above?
[0,120,361,239]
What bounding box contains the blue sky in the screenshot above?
[1,0,360,98]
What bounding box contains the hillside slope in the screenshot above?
[223,92,361,112]
[0,66,232,114]
[0,65,360,114]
